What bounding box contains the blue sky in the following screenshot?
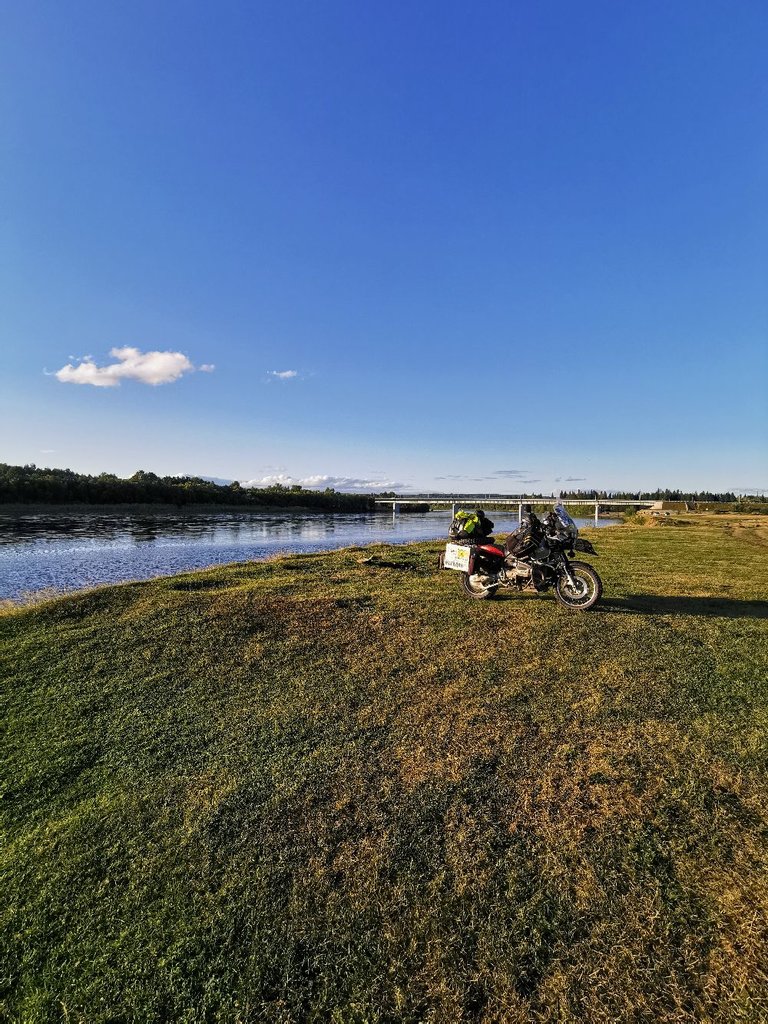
[2,1,766,493]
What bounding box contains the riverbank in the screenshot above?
[0,508,623,604]
[2,516,767,1021]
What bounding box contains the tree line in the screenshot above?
[550,488,765,503]
[409,488,765,503]
[2,465,763,509]
[0,464,375,511]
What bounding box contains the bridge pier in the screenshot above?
[595,502,599,524]
[451,503,459,518]
[392,502,400,515]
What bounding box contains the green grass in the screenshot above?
[1,515,768,1022]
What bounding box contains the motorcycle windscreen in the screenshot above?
[554,504,579,539]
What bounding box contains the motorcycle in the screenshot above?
[441,504,603,610]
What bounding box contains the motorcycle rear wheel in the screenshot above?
[554,561,602,611]
[461,572,498,600]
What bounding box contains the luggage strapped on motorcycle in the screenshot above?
[449,509,492,542]
[449,510,480,540]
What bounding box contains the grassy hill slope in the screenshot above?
[2,516,768,1022]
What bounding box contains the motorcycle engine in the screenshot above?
[504,556,532,579]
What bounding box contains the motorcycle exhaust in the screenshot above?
[469,574,498,593]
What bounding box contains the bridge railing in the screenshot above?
[375,497,660,523]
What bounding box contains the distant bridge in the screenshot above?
[375,496,662,524]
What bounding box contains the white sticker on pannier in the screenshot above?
[443,543,471,572]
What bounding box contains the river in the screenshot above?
[0,508,621,601]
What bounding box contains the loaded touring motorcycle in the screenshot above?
[441,504,603,611]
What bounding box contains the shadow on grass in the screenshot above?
[602,596,768,619]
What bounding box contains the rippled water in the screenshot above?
[0,509,620,600]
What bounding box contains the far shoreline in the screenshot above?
[0,502,389,516]
[0,501,629,519]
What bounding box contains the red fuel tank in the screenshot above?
[477,544,504,558]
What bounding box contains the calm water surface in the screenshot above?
[0,509,620,601]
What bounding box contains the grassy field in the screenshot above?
[1,515,767,1022]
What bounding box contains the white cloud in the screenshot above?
[267,369,298,380]
[241,473,293,487]
[199,363,216,373]
[53,347,211,387]
[240,473,406,492]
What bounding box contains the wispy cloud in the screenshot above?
[565,476,586,482]
[435,471,539,486]
[267,369,298,381]
[52,347,212,387]
[433,474,491,481]
[241,473,406,492]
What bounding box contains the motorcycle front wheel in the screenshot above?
[554,561,602,611]
[461,572,498,600]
